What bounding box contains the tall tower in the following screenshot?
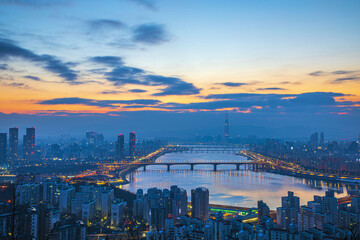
[224,114,229,143]
[23,127,35,161]
[129,132,136,157]
[115,134,125,160]
[9,127,18,162]
[0,133,7,164]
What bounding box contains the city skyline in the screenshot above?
[0,0,359,138]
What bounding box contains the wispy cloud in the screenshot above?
[88,19,126,33]
[331,77,360,84]
[38,97,161,108]
[129,0,156,10]
[0,38,79,84]
[129,89,147,93]
[23,75,41,81]
[217,82,249,87]
[257,87,286,91]
[132,23,169,45]
[91,55,201,96]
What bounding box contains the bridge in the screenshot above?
[176,145,244,154]
[130,161,267,171]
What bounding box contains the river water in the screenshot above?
[122,151,355,209]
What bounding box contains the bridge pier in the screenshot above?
[143,166,146,171]
[236,164,240,170]
[214,164,217,171]
[167,165,170,172]
[191,164,194,171]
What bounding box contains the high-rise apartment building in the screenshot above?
[129,132,136,156]
[0,133,7,164]
[277,191,300,231]
[9,127,18,161]
[23,127,35,161]
[191,187,209,222]
[115,134,125,159]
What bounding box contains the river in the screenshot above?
[121,150,357,209]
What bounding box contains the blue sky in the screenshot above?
[0,0,359,139]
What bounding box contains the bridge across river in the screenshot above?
[175,145,244,154]
[131,161,268,171]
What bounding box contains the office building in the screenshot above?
[23,127,35,161]
[129,132,136,156]
[191,187,209,222]
[115,134,125,159]
[0,133,6,164]
[9,127,18,162]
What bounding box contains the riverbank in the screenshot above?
[240,151,360,184]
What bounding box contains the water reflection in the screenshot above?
[122,153,356,209]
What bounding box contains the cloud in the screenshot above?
[88,19,126,33]
[23,75,41,81]
[257,87,286,91]
[38,97,161,108]
[0,38,79,83]
[97,56,201,96]
[218,82,248,87]
[132,23,169,45]
[331,77,360,84]
[331,70,355,75]
[0,63,8,70]
[152,92,346,111]
[101,90,124,95]
[129,89,147,93]
[308,71,326,76]
[129,0,156,10]
[1,82,30,89]
[90,56,124,67]
[147,75,201,96]
[309,70,357,77]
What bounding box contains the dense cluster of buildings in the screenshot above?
[144,190,360,240]
[251,132,360,174]
[0,128,166,164]
[0,180,128,240]
[2,179,360,239]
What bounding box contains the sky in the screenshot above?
[0,0,359,139]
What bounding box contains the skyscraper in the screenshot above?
[224,114,229,143]
[0,133,7,164]
[129,132,136,157]
[310,132,318,146]
[320,132,324,146]
[191,187,209,222]
[115,134,125,159]
[23,127,35,161]
[9,127,18,162]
